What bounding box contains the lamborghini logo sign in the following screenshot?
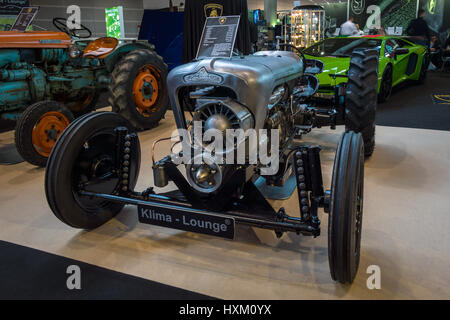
[433,94,450,105]
[428,0,436,15]
[204,4,223,17]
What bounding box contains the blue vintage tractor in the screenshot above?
[0,18,168,167]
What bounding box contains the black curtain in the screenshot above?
[182,0,251,63]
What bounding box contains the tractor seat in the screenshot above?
[83,37,118,59]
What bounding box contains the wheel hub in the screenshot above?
[142,81,154,99]
[91,155,115,178]
[133,65,160,116]
[45,127,58,140]
[32,111,70,157]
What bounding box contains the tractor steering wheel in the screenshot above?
[279,43,307,73]
[53,17,92,39]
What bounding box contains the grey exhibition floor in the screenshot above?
[0,109,449,299]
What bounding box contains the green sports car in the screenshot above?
[303,36,429,102]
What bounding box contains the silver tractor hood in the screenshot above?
[167,51,304,130]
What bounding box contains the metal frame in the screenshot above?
[78,132,331,239]
[74,60,348,239]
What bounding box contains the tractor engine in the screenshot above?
[166,51,314,195]
[0,48,57,111]
[0,40,106,118]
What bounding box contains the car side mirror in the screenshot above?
[394,48,409,55]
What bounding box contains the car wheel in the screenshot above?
[378,65,392,103]
[416,57,428,84]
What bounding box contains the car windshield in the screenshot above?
[303,38,382,57]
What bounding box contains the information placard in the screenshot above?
[196,15,240,59]
[10,6,38,32]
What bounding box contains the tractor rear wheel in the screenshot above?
[61,91,99,117]
[45,112,141,229]
[328,131,365,284]
[345,48,378,157]
[15,100,74,167]
[109,49,169,130]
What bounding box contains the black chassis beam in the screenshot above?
[79,190,319,235]
[79,135,330,238]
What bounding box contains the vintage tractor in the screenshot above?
[44,45,378,284]
[0,17,168,167]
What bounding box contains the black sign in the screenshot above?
[138,205,235,240]
[349,0,418,33]
[10,6,38,32]
[196,15,240,59]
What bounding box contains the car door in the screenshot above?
[384,38,409,85]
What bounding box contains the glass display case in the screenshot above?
[290,5,325,49]
[277,10,291,45]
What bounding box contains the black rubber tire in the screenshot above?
[15,100,74,167]
[328,131,365,284]
[415,56,428,84]
[345,48,378,157]
[378,65,392,103]
[109,49,169,130]
[45,111,141,229]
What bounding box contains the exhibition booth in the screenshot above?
[0,0,449,302]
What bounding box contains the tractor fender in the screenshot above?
[104,42,155,73]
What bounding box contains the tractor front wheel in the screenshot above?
[15,100,74,167]
[109,49,169,130]
[45,112,141,229]
[328,131,365,284]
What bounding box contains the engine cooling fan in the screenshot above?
[193,100,254,133]
[194,102,242,134]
